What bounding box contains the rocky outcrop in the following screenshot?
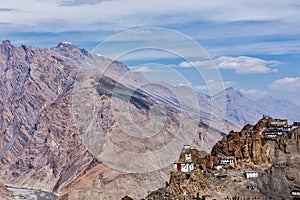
[212,117,274,166]
[146,147,212,199]
[168,169,207,198]
[121,196,134,200]
[0,182,13,200]
[146,116,300,199]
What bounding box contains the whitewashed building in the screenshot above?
[263,131,283,138]
[185,153,191,161]
[291,190,300,196]
[183,145,191,150]
[292,122,299,129]
[220,158,235,167]
[271,119,288,126]
[247,185,258,191]
[282,126,292,132]
[276,125,293,132]
[245,170,258,179]
[173,162,194,173]
[214,165,223,170]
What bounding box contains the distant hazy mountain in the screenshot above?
[255,96,300,122]
[211,87,300,127]
[212,87,265,126]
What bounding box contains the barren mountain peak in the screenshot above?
[0,40,12,46]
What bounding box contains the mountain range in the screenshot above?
[0,40,299,199]
[211,87,300,127]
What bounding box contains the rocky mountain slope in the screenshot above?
[255,95,300,122]
[0,40,227,199]
[0,40,98,196]
[212,87,265,127]
[0,182,13,200]
[146,116,300,199]
[212,87,300,128]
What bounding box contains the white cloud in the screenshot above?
[132,66,166,73]
[133,66,152,73]
[194,79,234,92]
[178,60,214,68]
[179,56,282,74]
[92,28,212,61]
[0,0,300,33]
[214,56,281,74]
[239,88,269,100]
[209,40,300,57]
[269,77,300,92]
[1,0,299,57]
[58,0,109,6]
[116,49,179,62]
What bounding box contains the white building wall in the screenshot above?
[173,163,178,170]
[189,163,194,171]
[185,153,191,160]
[292,191,300,196]
[246,171,258,178]
[181,163,194,173]
[181,164,189,173]
[220,159,234,166]
[214,165,223,170]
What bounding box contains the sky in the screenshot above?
[0,0,299,106]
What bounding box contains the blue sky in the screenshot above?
[0,0,299,106]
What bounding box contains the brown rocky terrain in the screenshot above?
[146,116,300,199]
[0,182,13,199]
[0,40,96,194]
[0,40,228,199]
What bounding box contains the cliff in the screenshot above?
[146,116,300,199]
